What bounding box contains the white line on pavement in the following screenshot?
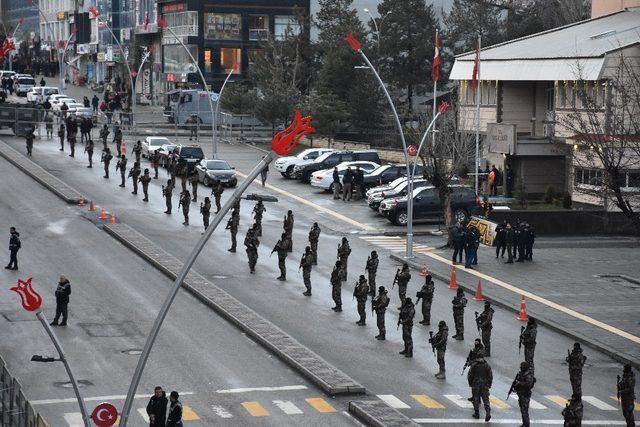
[211,405,234,418]
[412,419,627,425]
[582,396,617,411]
[216,385,308,394]
[512,395,547,409]
[31,392,194,405]
[137,408,150,423]
[273,400,304,415]
[376,394,411,409]
[443,394,474,409]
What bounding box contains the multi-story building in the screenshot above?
[449,7,640,209]
[1,0,39,38]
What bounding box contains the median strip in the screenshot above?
[349,400,420,427]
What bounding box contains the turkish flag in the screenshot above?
[432,34,440,82]
[471,47,479,89]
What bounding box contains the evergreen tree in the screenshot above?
[444,0,504,54]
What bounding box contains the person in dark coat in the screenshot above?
[468,356,492,422]
[5,227,20,270]
[451,223,464,264]
[146,386,168,427]
[50,275,71,326]
[166,391,183,427]
[494,221,507,258]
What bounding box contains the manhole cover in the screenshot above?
[121,349,143,355]
[79,322,138,338]
[54,379,93,388]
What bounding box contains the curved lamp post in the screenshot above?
[118,111,316,426]
[411,101,450,179]
[156,17,218,158]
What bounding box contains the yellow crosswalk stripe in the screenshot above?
[242,401,269,417]
[182,406,200,421]
[411,394,445,409]
[545,395,569,407]
[305,398,336,413]
[610,397,640,411]
[489,396,511,409]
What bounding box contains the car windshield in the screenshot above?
[148,138,168,146]
[180,147,204,158]
[314,152,334,163]
[206,160,231,170]
[368,165,390,176]
[44,89,58,95]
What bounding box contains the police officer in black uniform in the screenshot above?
[373,286,389,340]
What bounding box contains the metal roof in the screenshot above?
[449,8,640,81]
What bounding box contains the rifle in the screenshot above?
[428,331,435,355]
[270,241,279,258]
[506,375,519,400]
[475,311,481,334]
[299,254,304,272]
[392,269,400,289]
[519,326,525,354]
[461,360,469,376]
[161,185,166,197]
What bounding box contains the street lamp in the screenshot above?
[363,8,390,49]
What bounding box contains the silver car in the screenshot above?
[195,159,237,187]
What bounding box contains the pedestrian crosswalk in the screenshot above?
[360,235,435,256]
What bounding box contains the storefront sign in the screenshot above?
[76,44,90,54]
[162,3,186,12]
[57,12,66,20]
[487,123,516,155]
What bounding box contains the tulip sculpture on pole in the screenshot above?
[10,278,91,427]
[118,111,315,426]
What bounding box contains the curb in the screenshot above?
[390,253,640,370]
[104,223,366,396]
[0,141,84,204]
[348,401,419,427]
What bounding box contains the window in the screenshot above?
[627,171,640,188]
[204,49,212,73]
[574,168,603,186]
[164,11,198,37]
[481,81,496,105]
[556,81,567,108]
[163,44,198,74]
[204,13,242,40]
[247,49,263,68]
[274,15,300,40]
[248,15,269,41]
[220,48,241,74]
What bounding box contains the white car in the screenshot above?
[15,76,36,96]
[66,102,85,112]
[274,148,333,178]
[27,86,59,103]
[142,136,170,157]
[366,176,408,198]
[73,107,93,119]
[51,97,76,111]
[310,161,380,191]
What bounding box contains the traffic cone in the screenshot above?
[88,200,96,211]
[109,213,116,224]
[77,199,84,208]
[473,279,485,301]
[448,265,458,289]
[121,144,127,154]
[99,208,108,220]
[516,295,529,321]
[420,266,428,277]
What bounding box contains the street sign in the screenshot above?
[407,145,417,156]
[91,402,118,427]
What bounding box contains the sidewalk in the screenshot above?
[395,237,640,368]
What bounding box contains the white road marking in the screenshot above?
[412,419,627,425]
[31,391,195,405]
[443,394,474,409]
[273,400,304,415]
[376,394,411,409]
[582,396,617,411]
[211,404,234,418]
[63,412,83,426]
[216,385,307,394]
[137,408,150,423]
[512,395,547,409]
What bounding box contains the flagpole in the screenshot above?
[432,30,439,150]
[474,35,481,195]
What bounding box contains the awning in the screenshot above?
[449,58,605,81]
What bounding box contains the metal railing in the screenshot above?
[0,355,49,427]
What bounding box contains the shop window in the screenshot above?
[248,15,269,41]
[204,49,212,73]
[205,13,242,40]
[274,15,300,40]
[163,44,198,74]
[220,48,241,74]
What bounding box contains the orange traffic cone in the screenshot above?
[109,213,116,224]
[420,266,428,277]
[88,200,96,211]
[448,265,458,289]
[516,295,528,321]
[99,208,108,220]
[473,279,485,301]
[77,199,84,208]
[121,144,127,154]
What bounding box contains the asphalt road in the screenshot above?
[0,126,636,425]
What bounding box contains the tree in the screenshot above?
[299,90,349,139]
[557,51,640,233]
[221,84,256,116]
[444,0,504,54]
[376,0,439,115]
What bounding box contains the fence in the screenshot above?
[0,355,48,427]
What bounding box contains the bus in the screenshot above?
[163,89,219,126]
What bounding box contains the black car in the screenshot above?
[367,178,430,211]
[362,164,425,189]
[175,145,205,173]
[379,185,481,225]
[293,150,381,183]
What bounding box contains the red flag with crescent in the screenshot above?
[471,47,479,89]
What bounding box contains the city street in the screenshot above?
[0,116,637,425]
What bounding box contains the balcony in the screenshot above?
[249,29,269,41]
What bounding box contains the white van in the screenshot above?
[27,86,60,103]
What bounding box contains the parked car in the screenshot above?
[368,178,430,211]
[366,176,408,199]
[362,164,426,189]
[142,136,170,157]
[51,97,76,111]
[156,144,179,167]
[293,150,381,183]
[73,107,94,119]
[15,76,36,96]
[310,161,380,192]
[195,159,237,187]
[274,148,334,178]
[175,145,205,173]
[26,86,59,103]
[379,185,481,226]
[66,102,85,113]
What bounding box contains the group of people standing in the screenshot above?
[494,220,536,263]
[332,166,366,201]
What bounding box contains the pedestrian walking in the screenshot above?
[476,301,494,356]
[308,223,321,265]
[272,233,289,281]
[332,167,341,200]
[337,237,351,281]
[330,260,342,311]
[511,361,536,427]
[200,197,211,230]
[300,246,314,296]
[25,125,35,156]
[566,343,586,400]
[166,391,183,427]
[394,263,411,309]
[244,228,259,273]
[373,286,389,340]
[398,298,415,358]
[342,167,353,201]
[365,250,379,298]
[416,274,435,325]
[116,155,128,187]
[50,275,71,326]
[617,364,636,427]
[561,395,583,426]
[451,287,467,340]
[146,386,168,427]
[451,223,464,264]
[429,320,449,379]
[252,201,266,236]
[58,123,65,151]
[212,180,224,213]
[520,317,538,373]
[353,275,369,325]
[468,356,492,422]
[226,212,239,252]
[5,227,20,270]
[162,179,175,214]
[99,124,110,151]
[85,139,94,168]
[189,169,198,202]
[179,189,191,225]
[139,169,151,202]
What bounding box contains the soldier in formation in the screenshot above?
[476,301,494,356]
[99,124,109,150]
[226,209,239,252]
[139,168,151,202]
[272,233,289,281]
[337,237,351,281]
[116,155,128,188]
[510,361,536,427]
[189,169,198,202]
[452,287,467,340]
[463,339,486,374]
[330,260,342,312]
[84,139,94,168]
[398,297,415,358]
[617,364,636,427]
[132,140,142,164]
[179,189,191,225]
[162,178,175,214]
[561,395,583,426]
[372,286,389,340]
[253,201,266,236]
[68,126,76,158]
[520,317,538,373]
[113,126,123,156]
[353,275,369,326]
[300,246,314,296]
[58,123,65,151]
[283,210,294,252]
[212,180,224,213]
[416,273,435,325]
[468,355,492,422]
[25,125,35,156]
[101,148,113,179]
[149,150,159,179]
[429,320,448,379]
[394,263,411,309]
[129,161,141,195]
[308,222,321,265]
[200,197,211,230]
[244,228,260,273]
[566,343,586,400]
[365,250,379,298]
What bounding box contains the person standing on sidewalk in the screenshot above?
[5,227,20,270]
[617,364,636,427]
[146,386,168,427]
[332,167,341,200]
[468,356,492,422]
[84,139,94,168]
[166,391,183,427]
[50,275,71,326]
[342,167,353,201]
[116,155,128,188]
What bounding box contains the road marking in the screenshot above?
[242,401,269,417]
[137,408,150,423]
[545,395,568,407]
[512,395,547,409]
[377,394,411,409]
[216,385,307,394]
[424,250,640,345]
[31,391,195,405]
[273,400,304,415]
[582,396,617,411]
[360,236,435,254]
[64,412,83,426]
[610,397,640,411]
[443,394,474,409]
[411,394,445,409]
[182,405,200,420]
[412,419,627,425]
[211,404,234,418]
[235,171,375,231]
[305,397,336,413]
[489,395,511,409]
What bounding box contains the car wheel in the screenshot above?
[203,176,211,186]
[394,211,408,226]
[454,208,469,224]
[285,165,294,178]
